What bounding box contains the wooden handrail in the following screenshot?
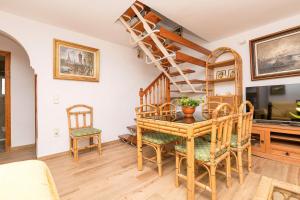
[139,73,170,106]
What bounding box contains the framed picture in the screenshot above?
[216,70,226,79]
[270,85,285,95]
[250,26,300,81]
[228,69,235,78]
[53,39,100,82]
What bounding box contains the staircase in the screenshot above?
[119,1,211,97]
[118,1,243,144]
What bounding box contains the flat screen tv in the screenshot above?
[246,83,300,124]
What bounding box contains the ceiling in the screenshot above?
[0,0,299,45]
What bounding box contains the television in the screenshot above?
[246,83,300,125]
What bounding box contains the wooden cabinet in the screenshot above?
[251,123,300,166]
[251,128,266,153]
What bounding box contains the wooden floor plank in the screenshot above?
[0,141,299,200]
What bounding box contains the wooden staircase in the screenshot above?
[119,1,211,94]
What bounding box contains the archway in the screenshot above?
[0,30,36,160]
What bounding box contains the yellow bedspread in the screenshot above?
[0,160,60,200]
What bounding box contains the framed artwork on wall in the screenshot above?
[53,39,100,82]
[249,26,300,81]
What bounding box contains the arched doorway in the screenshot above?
[0,31,36,160]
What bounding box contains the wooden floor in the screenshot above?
[0,141,299,200]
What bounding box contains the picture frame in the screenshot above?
[249,26,300,81]
[228,69,235,78]
[53,39,100,82]
[216,70,226,79]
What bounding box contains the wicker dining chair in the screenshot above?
[135,104,179,176]
[230,101,254,184]
[175,103,234,200]
[66,104,102,161]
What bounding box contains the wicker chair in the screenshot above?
[66,104,101,161]
[175,103,234,200]
[230,101,254,184]
[135,104,179,176]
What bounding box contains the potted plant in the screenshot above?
[178,97,200,118]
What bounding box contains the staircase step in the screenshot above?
[122,1,146,21]
[158,27,211,56]
[169,69,195,77]
[171,79,205,85]
[153,44,181,57]
[161,59,184,67]
[207,59,235,68]
[131,11,162,34]
[175,52,206,67]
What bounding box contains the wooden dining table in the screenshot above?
[136,112,213,200]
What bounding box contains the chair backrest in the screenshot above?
[66,104,93,132]
[202,101,221,118]
[236,101,254,147]
[210,103,234,160]
[159,103,176,116]
[135,104,158,118]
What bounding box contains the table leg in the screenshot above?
[137,125,143,171]
[186,128,195,200]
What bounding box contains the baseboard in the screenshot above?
[10,144,36,152]
[38,139,120,160]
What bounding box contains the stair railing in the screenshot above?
[139,73,170,106]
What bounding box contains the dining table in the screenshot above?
[136,112,213,200]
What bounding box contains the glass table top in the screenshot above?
[142,112,210,124]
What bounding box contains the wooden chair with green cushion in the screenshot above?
[66,104,101,161]
[230,101,254,184]
[175,103,234,200]
[135,103,179,176]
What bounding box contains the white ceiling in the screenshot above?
[0,0,300,45]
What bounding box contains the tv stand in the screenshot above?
[252,122,300,166]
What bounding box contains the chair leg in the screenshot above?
[237,150,244,184]
[69,137,73,156]
[156,145,162,176]
[89,137,94,152]
[98,133,102,155]
[226,154,232,188]
[73,138,78,161]
[210,164,217,200]
[175,153,180,187]
[247,145,252,172]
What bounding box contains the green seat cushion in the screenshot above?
[142,132,179,145]
[71,127,101,137]
[230,134,249,148]
[175,140,226,162]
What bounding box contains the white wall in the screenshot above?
[0,34,35,147]
[205,14,300,96]
[0,11,158,157]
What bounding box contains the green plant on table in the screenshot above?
[178,97,201,108]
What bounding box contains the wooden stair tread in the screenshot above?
[158,27,211,55]
[161,59,184,67]
[207,59,235,68]
[153,44,181,57]
[131,11,161,34]
[169,69,195,77]
[175,52,206,67]
[122,1,146,21]
[171,79,205,85]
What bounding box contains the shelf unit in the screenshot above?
[205,47,243,113]
[251,123,300,165]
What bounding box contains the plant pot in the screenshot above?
[182,106,196,118]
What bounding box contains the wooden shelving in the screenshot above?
[208,77,235,83]
[205,47,243,113]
